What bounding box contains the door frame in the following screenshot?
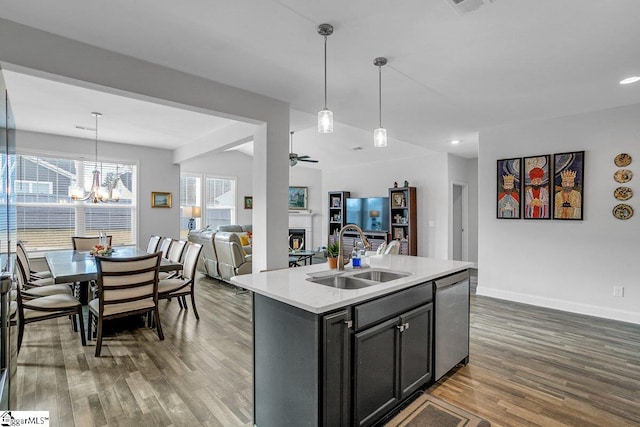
[449,181,469,261]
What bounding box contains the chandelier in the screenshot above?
[373,57,388,147]
[317,23,334,133]
[69,112,121,203]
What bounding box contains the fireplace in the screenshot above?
[289,228,306,251]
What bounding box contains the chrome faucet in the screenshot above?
[337,224,372,271]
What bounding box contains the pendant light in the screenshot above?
[373,57,388,147]
[70,112,121,203]
[317,23,334,133]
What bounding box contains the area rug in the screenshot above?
[384,392,491,427]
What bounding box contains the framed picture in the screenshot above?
[523,155,551,219]
[288,186,308,210]
[393,227,405,240]
[553,151,584,220]
[331,196,341,208]
[151,191,172,208]
[244,196,253,209]
[496,158,522,219]
[391,192,404,208]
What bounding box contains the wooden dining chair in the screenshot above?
[158,242,203,319]
[159,239,187,280]
[16,240,52,280]
[13,259,86,354]
[72,235,113,251]
[14,255,73,298]
[146,235,162,253]
[158,237,173,259]
[88,251,163,357]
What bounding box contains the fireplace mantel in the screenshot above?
[289,212,315,251]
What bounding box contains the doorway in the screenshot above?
[451,182,468,261]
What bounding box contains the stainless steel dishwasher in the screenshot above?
[434,270,470,381]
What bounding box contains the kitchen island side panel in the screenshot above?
[253,293,320,427]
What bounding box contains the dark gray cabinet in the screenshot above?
[353,303,433,427]
[323,309,351,427]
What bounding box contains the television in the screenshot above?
[345,197,390,232]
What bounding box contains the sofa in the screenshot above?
[216,224,252,254]
[188,224,252,283]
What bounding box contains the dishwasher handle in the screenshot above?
[434,270,468,289]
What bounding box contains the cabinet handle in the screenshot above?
[344,320,353,329]
[396,322,409,332]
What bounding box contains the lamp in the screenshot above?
[373,57,388,147]
[318,23,334,133]
[184,206,201,230]
[69,112,121,203]
[369,210,380,230]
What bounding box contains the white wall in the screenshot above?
[323,152,450,259]
[290,166,323,249]
[16,130,180,247]
[467,159,479,264]
[478,103,640,324]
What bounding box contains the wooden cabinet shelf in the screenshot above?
[328,191,350,241]
[389,187,417,256]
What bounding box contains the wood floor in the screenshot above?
[14,274,640,426]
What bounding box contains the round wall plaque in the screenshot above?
[614,153,632,167]
[612,204,633,220]
[614,169,633,183]
[614,187,633,201]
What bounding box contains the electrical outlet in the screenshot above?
[613,286,624,297]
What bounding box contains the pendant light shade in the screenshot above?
[373,57,388,147]
[318,23,334,134]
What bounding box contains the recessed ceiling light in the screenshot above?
[620,76,640,85]
[450,140,461,145]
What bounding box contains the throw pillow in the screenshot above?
[239,235,251,246]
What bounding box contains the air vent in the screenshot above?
[352,146,364,151]
[446,0,495,15]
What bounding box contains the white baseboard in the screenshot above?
[476,286,640,325]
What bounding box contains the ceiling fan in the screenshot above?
[289,131,318,167]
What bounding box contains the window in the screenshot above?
[14,154,137,251]
[179,173,235,233]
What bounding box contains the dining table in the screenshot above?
[45,247,182,304]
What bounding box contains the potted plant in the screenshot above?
[326,242,340,269]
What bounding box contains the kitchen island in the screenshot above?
[232,255,472,427]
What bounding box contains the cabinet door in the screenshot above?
[323,310,351,427]
[399,303,433,399]
[353,317,400,427]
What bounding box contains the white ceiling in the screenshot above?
[2,0,640,161]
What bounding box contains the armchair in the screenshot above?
[214,232,252,282]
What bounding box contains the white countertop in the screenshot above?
[231,255,473,314]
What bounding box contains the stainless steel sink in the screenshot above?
[351,270,410,282]
[306,268,411,289]
[307,275,375,289]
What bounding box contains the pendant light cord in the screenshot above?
[94,113,99,169]
[324,35,328,109]
[378,65,382,128]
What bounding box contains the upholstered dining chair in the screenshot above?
[14,255,73,298]
[88,251,163,357]
[16,240,52,280]
[159,239,187,280]
[146,235,162,253]
[158,242,203,319]
[384,240,401,255]
[72,235,113,251]
[158,237,173,259]
[13,259,86,354]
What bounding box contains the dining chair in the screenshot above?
[158,237,173,259]
[16,240,52,280]
[159,239,187,280]
[14,256,73,298]
[13,259,86,354]
[385,240,401,255]
[72,235,113,251]
[158,242,203,319]
[146,235,162,253]
[88,251,163,357]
